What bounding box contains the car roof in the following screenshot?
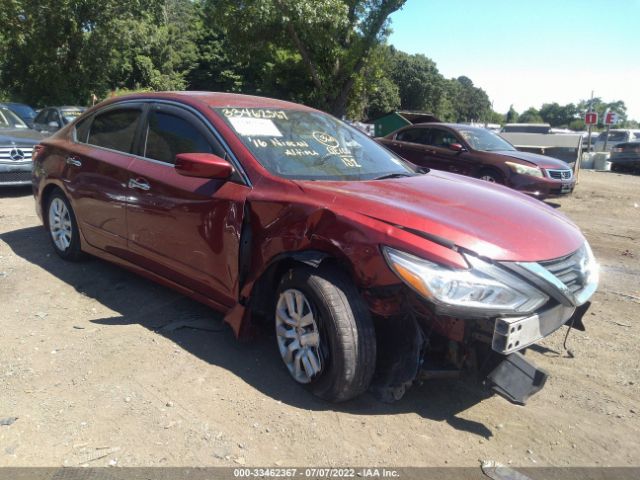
[407,122,486,130]
[103,91,317,112]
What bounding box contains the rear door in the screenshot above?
[388,127,432,165]
[64,103,145,254]
[125,102,250,306]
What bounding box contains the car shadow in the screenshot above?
[0,186,32,198]
[0,225,494,438]
[543,201,561,209]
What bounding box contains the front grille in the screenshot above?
[0,171,32,183]
[539,248,586,294]
[546,169,572,180]
[0,146,33,163]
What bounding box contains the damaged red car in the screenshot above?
[32,92,599,404]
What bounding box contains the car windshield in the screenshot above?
[61,109,84,124]
[214,108,415,181]
[458,127,516,152]
[0,107,28,129]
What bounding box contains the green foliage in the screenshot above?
[518,107,544,124]
[505,105,519,123]
[205,0,407,116]
[0,0,634,128]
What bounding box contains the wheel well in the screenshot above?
[248,253,352,324]
[478,167,505,180]
[40,184,63,227]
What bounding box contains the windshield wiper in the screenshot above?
[373,172,416,180]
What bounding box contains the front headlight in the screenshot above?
[505,161,543,178]
[382,247,548,316]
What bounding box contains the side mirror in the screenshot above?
[449,143,466,152]
[175,153,233,179]
[48,121,60,129]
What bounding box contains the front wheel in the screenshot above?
[274,266,376,402]
[479,169,505,184]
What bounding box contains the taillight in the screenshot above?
[32,144,44,161]
[612,147,623,153]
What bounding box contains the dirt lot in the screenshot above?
[0,170,639,468]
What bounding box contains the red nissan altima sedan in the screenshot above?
[32,92,598,404]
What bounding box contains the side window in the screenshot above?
[74,116,92,143]
[34,110,47,125]
[396,128,421,143]
[634,132,640,140]
[144,110,218,164]
[87,108,141,153]
[429,129,459,148]
[48,110,61,126]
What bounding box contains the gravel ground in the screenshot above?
[0,170,639,467]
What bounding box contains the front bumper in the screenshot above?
[0,162,32,186]
[511,175,576,198]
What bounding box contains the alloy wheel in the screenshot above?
[275,289,323,384]
[48,197,72,251]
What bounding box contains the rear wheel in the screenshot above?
[274,265,376,402]
[46,190,84,261]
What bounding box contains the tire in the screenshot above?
[274,265,376,402]
[46,190,84,261]
[478,169,505,185]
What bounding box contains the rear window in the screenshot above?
[87,108,141,153]
[607,132,627,142]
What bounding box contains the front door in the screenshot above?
[427,127,474,175]
[125,103,250,306]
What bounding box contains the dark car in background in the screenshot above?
[0,105,45,186]
[1,102,38,129]
[610,142,640,173]
[377,123,576,199]
[33,106,86,134]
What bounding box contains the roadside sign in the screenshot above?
[604,110,619,125]
[585,111,597,125]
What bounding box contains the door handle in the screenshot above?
[392,142,402,148]
[66,155,82,167]
[128,178,151,191]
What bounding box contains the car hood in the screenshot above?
[492,150,571,169]
[0,128,45,145]
[296,171,584,262]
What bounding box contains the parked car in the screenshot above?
[0,105,44,186]
[593,129,640,152]
[377,123,576,199]
[1,102,38,129]
[610,141,640,173]
[32,92,598,404]
[502,123,551,134]
[33,106,86,134]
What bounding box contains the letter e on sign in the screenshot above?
[585,112,597,125]
[604,111,618,125]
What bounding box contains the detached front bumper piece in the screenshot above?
[487,352,548,405]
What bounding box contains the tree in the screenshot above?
[207,0,407,117]
[518,107,543,124]
[385,48,446,114]
[0,0,201,105]
[505,105,519,123]
[539,102,578,127]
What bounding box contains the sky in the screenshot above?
[388,0,640,120]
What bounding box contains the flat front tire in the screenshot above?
[275,265,376,402]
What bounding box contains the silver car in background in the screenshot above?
[0,106,44,186]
